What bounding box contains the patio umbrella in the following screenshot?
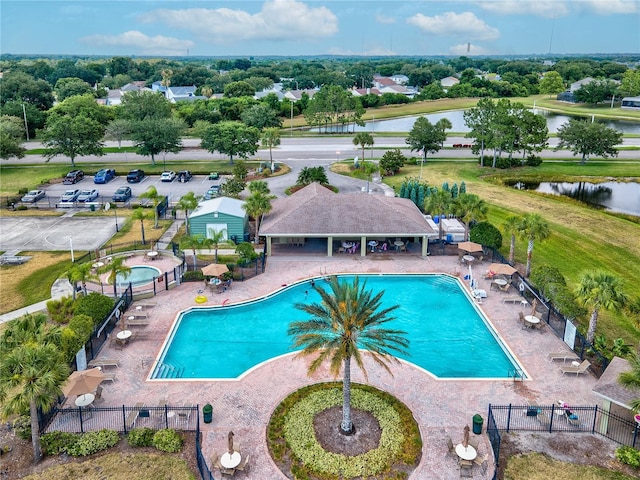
[458,241,483,253]
[462,425,470,448]
[62,368,105,397]
[202,263,229,277]
[228,431,235,454]
[487,263,518,276]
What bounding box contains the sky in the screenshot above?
[1,0,639,57]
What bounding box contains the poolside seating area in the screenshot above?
[560,359,591,376]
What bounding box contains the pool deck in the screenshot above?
[84,254,600,479]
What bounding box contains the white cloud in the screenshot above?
[375,14,396,24]
[138,0,338,43]
[407,12,500,41]
[475,1,568,18]
[80,31,194,56]
[449,43,494,56]
[581,0,638,15]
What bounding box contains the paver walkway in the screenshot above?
[81,254,600,479]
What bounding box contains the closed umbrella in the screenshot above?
[458,241,483,253]
[531,298,538,317]
[202,263,229,277]
[62,368,105,397]
[228,431,234,454]
[462,425,470,448]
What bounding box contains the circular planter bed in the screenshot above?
[267,382,422,480]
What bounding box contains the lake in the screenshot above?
[510,181,640,216]
[314,110,640,134]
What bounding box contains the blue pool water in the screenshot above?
[116,265,161,287]
[153,274,522,380]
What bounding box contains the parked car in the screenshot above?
[112,186,132,202]
[177,170,193,183]
[208,172,219,180]
[61,189,81,202]
[77,189,99,202]
[204,184,220,200]
[94,168,116,184]
[21,190,46,203]
[126,169,145,183]
[160,171,176,182]
[63,169,84,184]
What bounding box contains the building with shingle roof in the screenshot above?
[592,356,640,428]
[258,183,437,256]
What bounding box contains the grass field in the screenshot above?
[504,452,635,480]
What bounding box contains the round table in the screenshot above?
[463,255,475,263]
[220,451,241,469]
[493,278,508,286]
[455,444,477,461]
[147,251,159,260]
[571,360,580,367]
[75,393,95,408]
[524,315,540,324]
[92,261,104,269]
[117,330,132,341]
[136,306,143,312]
[394,241,404,250]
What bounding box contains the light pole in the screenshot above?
[419,151,425,181]
[290,101,293,137]
[69,237,75,263]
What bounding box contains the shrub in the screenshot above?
[495,156,519,169]
[525,155,542,166]
[127,427,155,447]
[152,429,183,453]
[41,431,79,455]
[470,222,502,250]
[69,314,94,340]
[616,446,640,468]
[183,270,204,281]
[530,265,566,294]
[74,293,114,324]
[12,416,31,440]
[66,429,119,456]
[46,296,75,324]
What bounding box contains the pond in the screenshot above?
[313,110,640,134]
[509,180,640,216]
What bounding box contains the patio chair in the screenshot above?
[211,452,222,470]
[566,412,581,426]
[126,402,145,429]
[468,437,480,450]
[474,453,489,474]
[498,282,511,292]
[560,359,591,376]
[535,320,547,332]
[518,311,527,329]
[536,412,552,427]
[460,462,473,478]
[236,454,249,471]
[447,437,456,455]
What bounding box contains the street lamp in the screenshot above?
[290,101,293,138]
[69,237,75,263]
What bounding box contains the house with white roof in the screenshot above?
[189,197,248,242]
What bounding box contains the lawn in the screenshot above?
[504,452,636,480]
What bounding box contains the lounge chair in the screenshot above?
[502,296,523,304]
[127,402,145,429]
[547,352,579,362]
[89,358,120,368]
[211,452,222,470]
[101,372,117,383]
[518,311,527,329]
[565,411,581,426]
[560,359,591,376]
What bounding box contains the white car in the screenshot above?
[77,189,99,202]
[160,171,176,182]
[61,189,81,202]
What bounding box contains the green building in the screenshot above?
[189,197,248,243]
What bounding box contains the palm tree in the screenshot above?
[100,257,132,297]
[248,180,271,195]
[243,190,274,244]
[501,215,521,264]
[261,127,281,163]
[138,186,163,228]
[66,262,97,297]
[131,207,150,245]
[352,132,374,162]
[288,276,409,434]
[424,189,452,241]
[180,234,208,271]
[518,213,550,277]
[619,354,640,412]
[576,270,628,344]
[451,193,488,241]
[176,192,200,236]
[0,314,68,463]
[207,228,227,264]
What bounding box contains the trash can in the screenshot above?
[203,404,213,424]
[90,204,95,211]
[472,414,483,434]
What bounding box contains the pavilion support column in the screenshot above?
[422,236,428,257]
[598,399,611,435]
[327,236,334,257]
[360,236,366,257]
[266,237,272,256]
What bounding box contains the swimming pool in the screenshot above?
[152,274,524,380]
[116,265,161,287]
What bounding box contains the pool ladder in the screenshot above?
[508,368,525,382]
[155,362,184,379]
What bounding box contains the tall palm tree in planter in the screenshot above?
[518,213,550,277]
[67,262,98,297]
[101,257,132,297]
[206,227,227,264]
[131,207,150,245]
[451,193,487,241]
[352,131,374,162]
[288,276,409,434]
[576,270,628,344]
[261,127,281,163]
[138,186,163,228]
[243,181,274,244]
[501,215,521,264]
[176,192,200,236]
[0,314,68,463]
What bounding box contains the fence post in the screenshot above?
[164,271,169,290]
[506,404,512,433]
[122,405,128,433]
[550,404,556,432]
[79,408,85,434]
[591,405,598,434]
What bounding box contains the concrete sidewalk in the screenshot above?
[0,278,74,324]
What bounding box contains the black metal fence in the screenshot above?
[486,407,500,480]
[196,428,216,480]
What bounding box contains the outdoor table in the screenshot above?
[92,261,104,269]
[368,241,378,252]
[75,393,95,408]
[524,315,540,328]
[117,330,132,343]
[136,305,143,312]
[493,278,508,286]
[463,255,475,264]
[455,444,477,461]
[147,251,159,260]
[220,451,242,469]
[394,241,404,250]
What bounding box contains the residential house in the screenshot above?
[440,76,460,88]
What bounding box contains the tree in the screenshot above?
[118,90,172,121]
[201,121,259,165]
[406,117,451,177]
[352,132,374,162]
[518,213,550,277]
[515,110,548,162]
[538,71,565,97]
[619,68,640,97]
[243,182,274,243]
[556,119,622,164]
[130,117,185,167]
[0,115,26,159]
[464,98,497,166]
[0,314,68,463]
[206,227,228,264]
[574,79,617,105]
[240,104,282,130]
[223,81,255,98]
[66,262,97,297]
[451,193,488,241]
[304,85,363,133]
[131,208,150,244]
[424,189,452,240]
[138,186,163,228]
[42,115,104,167]
[100,256,131,297]
[288,276,408,434]
[181,235,209,271]
[619,355,640,412]
[379,149,406,176]
[104,119,130,148]
[0,71,54,111]
[576,270,628,344]
[54,77,94,101]
[297,166,329,186]
[48,94,112,127]
[261,127,281,163]
[175,192,200,236]
[501,215,521,264]
[469,222,503,250]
